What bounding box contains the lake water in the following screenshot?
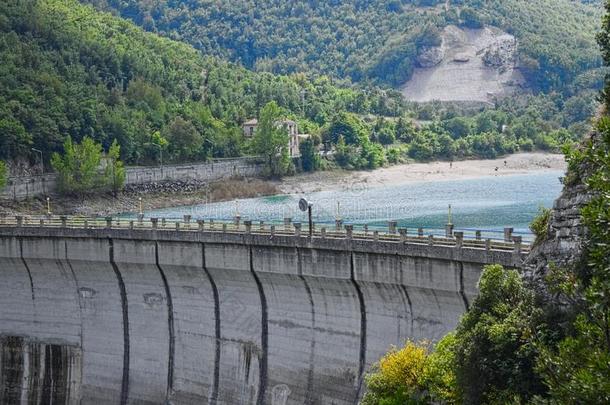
[135,171,565,240]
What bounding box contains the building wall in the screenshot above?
[0,227,524,404]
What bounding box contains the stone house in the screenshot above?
[242,118,310,158]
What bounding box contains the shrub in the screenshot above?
[530,207,551,245]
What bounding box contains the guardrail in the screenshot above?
[0,214,530,254]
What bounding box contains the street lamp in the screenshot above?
[31,148,43,174]
[299,198,313,237]
[46,197,51,217]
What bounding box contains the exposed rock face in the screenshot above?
[523,135,597,283]
[416,46,444,68]
[523,181,592,282]
[483,35,517,70]
[402,25,524,103]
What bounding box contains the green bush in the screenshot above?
[0,160,7,189]
[530,207,551,246]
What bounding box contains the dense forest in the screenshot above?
[83,0,604,93]
[0,0,406,167]
[0,0,603,180]
[362,2,610,402]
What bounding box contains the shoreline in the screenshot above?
[278,153,566,195]
[0,153,566,216]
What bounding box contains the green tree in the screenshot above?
[452,265,546,404]
[0,161,7,189]
[536,117,610,404]
[0,118,32,159]
[299,137,320,172]
[51,136,104,194]
[326,112,368,145]
[164,117,203,161]
[251,101,292,177]
[104,139,125,195]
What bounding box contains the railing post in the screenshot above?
[363,224,369,235]
[485,239,492,252]
[428,235,434,246]
[15,216,23,227]
[161,218,166,228]
[445,223,454,238]
[259,221,265,231]
[151,218,159,229]
[270,225,276,236]
[345,224,353,239]
[137,213,144,224]
[398,228,407,242]
[475,230,482,241]
[129,221,134,230]
[284,217,292,231]
[209,219,214,229]
[335,219,343,231]
[388,221,398,235]
[504,227,514,243]
[175,222,180,231]
[234,215,241,229]
[106,217,112,229]
[197,219,204,231]
[183,215,192,229]
[513,236,523,253]
[39,218,45,227]
[59,215,67,228]
[222,223,227,233]
[418,227,424,238]
[321,227,327,239]
[454,231,464,248]
[245,220,252,234]
[294,222,302,237]
[83,219,88,229]
[373,230,379,242]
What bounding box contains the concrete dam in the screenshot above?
[0,217,526,404]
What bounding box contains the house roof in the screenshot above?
[243,118,258,126]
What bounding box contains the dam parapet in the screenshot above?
[0,215,526,404]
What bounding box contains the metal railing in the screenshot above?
[0,214,530,254]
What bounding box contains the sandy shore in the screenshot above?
[279,153,566,195]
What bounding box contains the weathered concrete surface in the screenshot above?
[0,227,525,404]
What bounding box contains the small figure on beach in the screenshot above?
[494,167,499,172]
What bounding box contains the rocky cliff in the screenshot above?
[523,133,599,282]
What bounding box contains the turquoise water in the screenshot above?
[135,171,565,239]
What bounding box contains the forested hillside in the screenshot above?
[0,0,404,165]
[83,0,604,93]
[0,0,601,175]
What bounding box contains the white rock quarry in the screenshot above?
[401,25,524,103]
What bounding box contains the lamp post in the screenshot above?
[32,148,43,174]
[138,197,143,216]
[299,198,313,237]
[46,197,51,217]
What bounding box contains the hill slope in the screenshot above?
[0,0,403,165]
[83,0,604,95]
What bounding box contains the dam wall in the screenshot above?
[0,225,524,404]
